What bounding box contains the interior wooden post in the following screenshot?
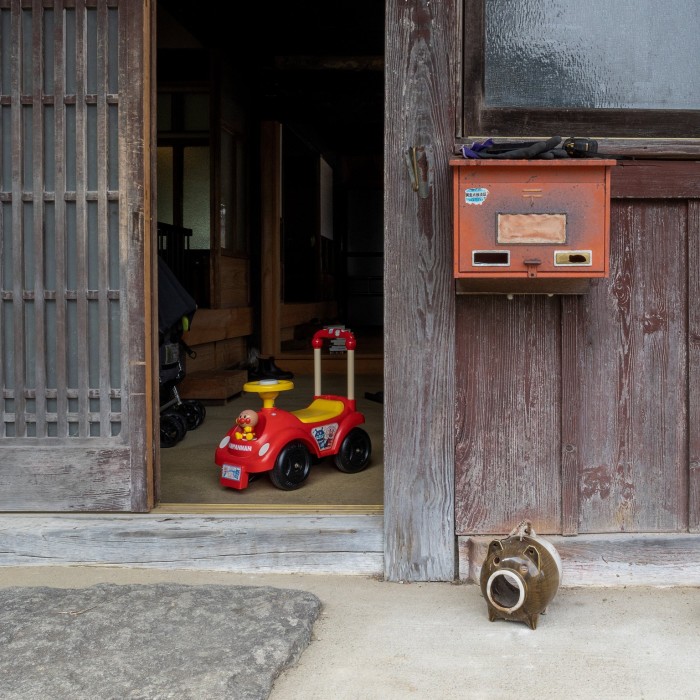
[260,121,282,358]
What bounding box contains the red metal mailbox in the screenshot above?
[451,159,616,292]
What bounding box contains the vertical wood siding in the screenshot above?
[455,296,562,534]
[689,200,700,532]
[576,200,688,532]
[455,163,700,536]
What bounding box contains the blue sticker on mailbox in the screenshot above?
[465,187,488,205]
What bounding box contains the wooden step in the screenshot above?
[178,368,247,402]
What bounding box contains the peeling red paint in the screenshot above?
[581,467,612,500]
[642,312,665,333]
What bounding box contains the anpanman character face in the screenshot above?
[236,409,258,428]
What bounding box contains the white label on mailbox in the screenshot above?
[465,187,488,205]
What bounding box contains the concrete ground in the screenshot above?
[1,567,699,700]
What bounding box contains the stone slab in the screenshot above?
[0,583,321,700]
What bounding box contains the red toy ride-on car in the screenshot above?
[215,328,372,490]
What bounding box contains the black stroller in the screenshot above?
[158,255,206,448]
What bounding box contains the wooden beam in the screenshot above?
[178,369,247,401]
[182,307,254,345]
[611,160,700,198]
[0,514,384,575]
[260,122,282,357]
[460,534,700,587]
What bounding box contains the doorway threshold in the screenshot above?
[154,503,383,515]
[0,509,384,574]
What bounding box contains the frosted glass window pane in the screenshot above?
[66,300,78,387]
[44,105,55,191]
[87,104,97,190]
[45,299,56,386]
[108,104,119,189]
[22,106,33,191]
[1,203,11,289]
[1,106,10,191]
[65,105,76,190]
[183,146,210,249]
[107,9,119,93]
[64,10,76,94]
[485,0,700,109]
[157,94,172,132]
[66,202,77,288]
[108,201,120,288]
[183,94,209,132]
[21,10,32,94]
[88,299,99,388]
[23,203,33,287]
[156,147,174,224]
[24,301,35,387]
[43,10,55,93]
[44,201,55,289]
[0,10,10,95]
[86,8,98,94]
[2,301,13,382]
[87,201,98,288]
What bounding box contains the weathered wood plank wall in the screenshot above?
[576,199,687,532]
[383,0,458,581]
[689,199,700,533]
[455,297,562,535]
[455,162,700,537]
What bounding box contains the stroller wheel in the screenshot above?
[193,400,206,424]
[160,410,187,448]
[181,399,206,430]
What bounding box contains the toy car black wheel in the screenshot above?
[269,441,312,490]
[160,411,187,448]
[334,428,372,473]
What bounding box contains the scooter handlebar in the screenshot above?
[312,328,356,350]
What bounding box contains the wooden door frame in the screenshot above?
[142,0,158,509]
[122,0,157,511]
[382,0,458,581]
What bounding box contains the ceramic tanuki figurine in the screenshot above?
[234,409,258,441]
[480,520,562,630]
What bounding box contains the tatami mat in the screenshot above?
[159,373,384,507]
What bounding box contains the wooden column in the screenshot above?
[689,199,700,532]
[383,0,458,581]
[260,121,282,357]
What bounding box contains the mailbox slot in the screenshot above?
[451,159,616,292]
[473,250,510,266]
[555,250,592,266]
